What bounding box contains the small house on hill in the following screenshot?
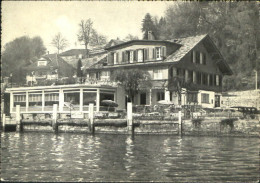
[24,54,75,86]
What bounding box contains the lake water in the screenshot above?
[1,132,259,182]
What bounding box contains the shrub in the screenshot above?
[220,118,238,130]
[192,118,203,128]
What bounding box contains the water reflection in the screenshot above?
[1,132,259,182]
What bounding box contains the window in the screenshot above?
[64,91,80,105]
[14,93,26,107]
[196,72,202,84]
[191,51,196,63]
[156,47,161,60]
[216,75,219,86]
[29,93,42,106]
[38,61,47,66]
[45,92,59,106]
[137,49,144,62]
[83,92,96,105]
[187,93,198,103]
[202,73,208,85]
[209,74,213,86]
[101,71,110,80]
[157,92,165,101]
[100,92,114,105]
[144,48,149,61]
[202,53,206,65]
[219,75,222,86]
[154,69,163,79]
[188,70,193,83]
[196,51,200,64]
[201,93,210,103]
[155,47,166,60]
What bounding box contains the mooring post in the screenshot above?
[52,104,58,133]
[178,110,182,135]
[3,113,6,132]
[127,102,134,134]
[16,105,22,132]
[89,103,95,134]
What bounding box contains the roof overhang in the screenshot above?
[105,40,182,51]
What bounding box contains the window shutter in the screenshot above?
[153,48,155,59]
[162,46,166,57]
[144,49,147,61]
[134,50,137,62]
[122,52,125,63]
[203,53,206,65]
[116,52,119,64]
[146,48,149,60]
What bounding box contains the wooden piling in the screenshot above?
[89,103,95,134]
[127,102,134,134]
[178,110,182,135]
[52,104,58,133]
[3,113,6,131]
[16,105,22,132]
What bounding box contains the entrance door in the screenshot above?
[215,95,220,107]
[140,93,146,105]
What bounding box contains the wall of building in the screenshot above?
[222,90,260,110]
[197,90,216,108]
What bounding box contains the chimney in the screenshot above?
[148,31,155,40]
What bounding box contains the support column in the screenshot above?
[3,113,6,131]
[149,89,152,105]
[96,88,100,112]
[165,89,170,102]
[127,102,133,134]
[26,91,29,112]
[185,69,189,82]
[52,104,58,133]
[178,110,182,135]
[10,92,13,113]
[193,71,196,84]
[89,103,95,134]
[80,89,83,112]
[42,91,45,112]
[16,105,22,132]
[59,89,64,112]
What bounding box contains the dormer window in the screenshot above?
[38,61,47,66]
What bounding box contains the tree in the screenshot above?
[141,13,158,40]
[77,59,83,83]
[78,19,107,57]
[111,69,152,102]
[1,36,46,84]
[51,32,68,54]
[124,34,139,41]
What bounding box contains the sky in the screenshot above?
[2,1,176,53]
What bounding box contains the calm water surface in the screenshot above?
[1,132,259,182]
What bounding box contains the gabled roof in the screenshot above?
[59,49,87,56]
[105,39,181,50]
[164,34,207,62]
[87,34,232,75]
[165,34,232,75]
[105,39,125,49]
[24,54,70,71]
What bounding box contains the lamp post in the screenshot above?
[10,73,13,87]
[31,71,34,86]
[254,69,258,91]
